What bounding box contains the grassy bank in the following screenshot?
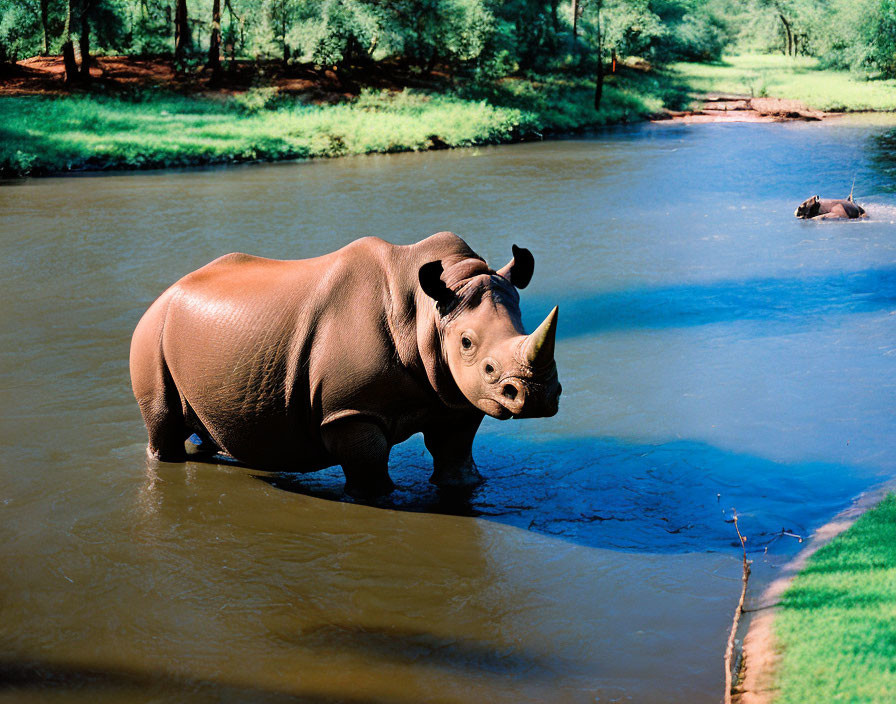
[2,54,894,178]
[772,493,896,703]
[0,71,682,177]
[673,54,896,112]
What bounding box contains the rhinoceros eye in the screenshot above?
[461,336,473,350]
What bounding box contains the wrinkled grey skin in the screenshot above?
[795,194,867,220]
[130,232,562,499]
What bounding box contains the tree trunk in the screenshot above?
[281,5,289,65]
[79,2,91,83]
[224,0,241,62]
[62,41,78,84]
[174,0,191,66]
[40,0,49,55]
[208,0,222,85]
[594,6,603,111]
[62,0,78,85]
[572,0,580,39]
[779,13,792,57]
[550,0,559,34]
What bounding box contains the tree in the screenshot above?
[593,0,603,110]
[78,0,93,82]
[209,0,222,84]
[39,0,48,54]
[174,0,190,66]
[61,0,79,83]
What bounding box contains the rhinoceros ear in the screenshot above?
[419,261,454,307]
[497,244,535,289]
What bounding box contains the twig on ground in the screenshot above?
[724,510,751,704]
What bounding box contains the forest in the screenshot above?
[2,0,894,177]
[2,0,895,89]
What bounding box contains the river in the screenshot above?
[2,115,895,703]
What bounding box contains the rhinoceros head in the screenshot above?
[419,245,561,420]
[795,195,821,219]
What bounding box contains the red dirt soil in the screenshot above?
[0,55,452,102]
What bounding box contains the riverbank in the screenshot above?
[2,53,894,178]
[0,58,685,177]
[673,55,896,113]
[735,490,896,704]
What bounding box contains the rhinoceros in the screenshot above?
[130,232,562,498]
[794,194,866,220]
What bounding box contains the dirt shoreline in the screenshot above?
[732,482,896,704]
[655,93,835,124]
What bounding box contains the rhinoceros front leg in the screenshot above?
[424,413,484,489]
[321,418,395,499]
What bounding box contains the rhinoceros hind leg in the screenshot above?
[143,414,188,462]
[322,418,395,499]
[136,367,189,463]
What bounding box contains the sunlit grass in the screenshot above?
[773,494,896,704]
[672,54,896,111]
[0,71,677,177]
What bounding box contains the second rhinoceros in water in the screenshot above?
[130,232,562,498]
[794,194,866,220]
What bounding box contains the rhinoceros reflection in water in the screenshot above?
[130,232,562,498]
[794,194,867,219]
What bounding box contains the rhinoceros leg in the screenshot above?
[424,414,484,489]
[135,364,190,463]
[322,418,395,499]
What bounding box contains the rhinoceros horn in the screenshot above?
[524,306,558,366]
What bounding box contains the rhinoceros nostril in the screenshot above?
[502,384,518,401]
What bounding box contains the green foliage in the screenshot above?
[132,1,175,56]
[2,0,894,80]
[0,0,39,63]
[773,494,896,704]
[813,0,896,78]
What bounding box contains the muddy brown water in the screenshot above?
[2,115,896,703]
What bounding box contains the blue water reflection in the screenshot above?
[528,266,896,337]
[259,432,881,554]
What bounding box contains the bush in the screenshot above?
[0,1,34,64]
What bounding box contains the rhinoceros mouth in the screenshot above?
[480,397,515,420]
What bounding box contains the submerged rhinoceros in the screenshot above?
[794,194,866,220]
[130,232,562,498]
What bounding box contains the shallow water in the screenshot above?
[2,116,895,703]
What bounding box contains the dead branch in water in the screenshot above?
[724,510,751,704]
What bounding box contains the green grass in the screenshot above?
[0,71,680,177]
[2,54,892,177]
[672,54,896,112]
[772,493,896,704]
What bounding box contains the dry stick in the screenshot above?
[724,511,751,704]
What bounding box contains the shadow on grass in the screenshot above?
[458,67,696,127]
[780,585,896,611]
